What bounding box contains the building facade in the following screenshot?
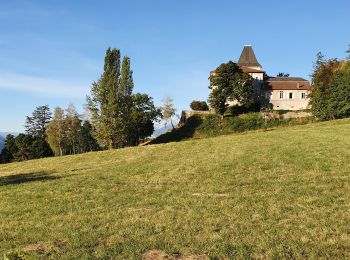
[211,45,311,111]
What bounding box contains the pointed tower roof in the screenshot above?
[237,45,261,68]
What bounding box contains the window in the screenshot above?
[265,91,270,99]
[279,91,284,99]
[289,93,293,99]
[301,93,306,99]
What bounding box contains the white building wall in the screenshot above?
[264,90,310,110]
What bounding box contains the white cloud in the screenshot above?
[0,72,90,99]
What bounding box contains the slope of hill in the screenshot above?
[1,119,349,258]
[149,113,313,145]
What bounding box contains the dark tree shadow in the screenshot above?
[0,171,62,186]
[149,115,203,144]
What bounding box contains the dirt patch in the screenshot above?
[143,250,209,260]
[22,240,67,255]
[192,193,229,198]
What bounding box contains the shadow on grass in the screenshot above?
[149,116,203,144]
[0,171,62,187]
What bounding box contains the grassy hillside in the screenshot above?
[149,113,314,145]
[1,119,350,259]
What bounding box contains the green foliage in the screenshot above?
[190,101,209,111]
[151,113,315,144]
[0,134,16,163]
[209,61,254,115]
[310,52,350,120]
[0,133,53,164]
[128,93,162,145]
[224,102,260,116]
[225,113,264,132]
[46,107,65,156]
[87,48,123,148]
[46,106,100,156]
[25,105,52,138]
[87,48,160,148]
[276,72,290,77]
[328,66,350,118]
[78,121,100,153]
[19,105,53,160]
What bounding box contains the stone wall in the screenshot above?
[179,110,214,125]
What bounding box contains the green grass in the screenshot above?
[1,119,350,259]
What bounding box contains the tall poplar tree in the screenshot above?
[87,48,123,149]
[120,56,134,145]
[87,48,161,149]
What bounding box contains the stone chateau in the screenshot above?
[212,45,311,111]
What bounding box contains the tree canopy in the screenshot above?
[87,48,160,148]
[310,49,350,120]
[209,61,254,115]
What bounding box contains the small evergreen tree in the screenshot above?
[13,134,33,161]
[0,134,17,163]
[25,105,52,138]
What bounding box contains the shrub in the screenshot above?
[190,101,209,111]
[224,102,261,117]
[226,113,264,132]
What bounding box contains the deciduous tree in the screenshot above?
[87,48,124,149]
[161,96,176,128]
[46,107,65,156]
[209,61,254,115]
[277,72,290,77]
[87,48,160,148]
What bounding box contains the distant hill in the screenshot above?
[0,119,349,258]
[153,125,174,137]
[0,135,4,152]
[0,132,19,138]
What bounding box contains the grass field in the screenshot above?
[1,119,350,259]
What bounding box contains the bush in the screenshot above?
[224,102,261,117]
[225,113,264,132]
[190,101,209,111]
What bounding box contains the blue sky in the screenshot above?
[0,0,349,132]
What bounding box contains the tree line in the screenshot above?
[0,48,178,164]
[309,46,350,120]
